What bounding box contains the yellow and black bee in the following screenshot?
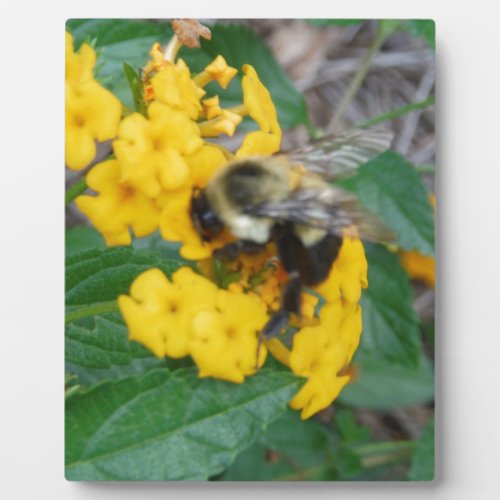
[191,128,395,338]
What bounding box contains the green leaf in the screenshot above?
[340,151,435,256]
[123,62,146,115]
[338,352,434,409]
[408,419,435,481]
[65,368,301,480]
[65,247,186,308]
[360,244,422,366]
[212,258,242,289]
[131,231,194,264]
[334,446,363,478]
[181,23,310,130]
[66,312,163,385]
[222,409,334,481]
[403,20,436,49]
[66,226,105,256]
[334,409,370,444]
[66,19,171,108]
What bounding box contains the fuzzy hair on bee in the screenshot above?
[190,128,395,340]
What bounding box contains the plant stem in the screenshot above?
[415,163,436,173]
[276,465,327,481]
[164,34,182,62]
[304,120,325,141]
[65,178,87,206]
[354,440,416,468]
[327,25,388,133]
[267,440,416,480]
[65,301,120,323]
[358,96,435,129]
[354,440,415,456]
[65,385,81,400]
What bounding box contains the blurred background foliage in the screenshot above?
[65,18,435,481]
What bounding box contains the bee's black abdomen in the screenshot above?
[261,224,342,340]
[302,233,342,285]
[273,223,342,286]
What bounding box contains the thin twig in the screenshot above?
[326,26,388,133]
[411,142,436,165]
[394,67,435,154]
[357,96,435,129]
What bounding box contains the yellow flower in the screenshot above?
[241,65,280,135]
[202,96,222,119]
[113,101,203,198]
[236,131,282,157]
[75,160,160,245]
[142,42,167,76]
[65,32,121,171]
[65,32,94,84]
[288,325,350,419]
[195,63,281,154]
[301,293,319,320]
[151,59,205,119]
[235,64,282,157]
[193,55,238,89]
[319,299,363,364]
[400,251,435,287]
[185,143,228,188]
[158,187,210,259]
[315,235,368,303]
[265,297,363,419]
[118,267,218,358]
[198,109,243,137]
[253,276,281,311]
[190,289,268,383]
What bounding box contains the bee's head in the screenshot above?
[190,187,224,242]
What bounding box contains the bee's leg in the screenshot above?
[260,222,305,341]
[212,243,240,261]
[261,272,302,339]
[256,223,307,367]
[261,311,288,340]
[256,273,301,368]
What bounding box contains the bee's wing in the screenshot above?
[247,184,396,244]
[284,128,393,181]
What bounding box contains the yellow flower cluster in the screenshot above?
[67,28,368,419]
[65,33,121,171]
[118,267,268,382]
[74,37,281,253]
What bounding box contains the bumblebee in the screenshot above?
[191,128,395,338]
